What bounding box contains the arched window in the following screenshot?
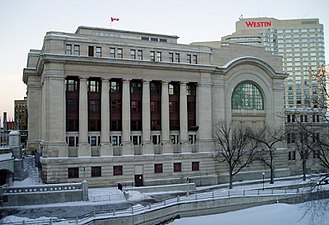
[232,81,264,110]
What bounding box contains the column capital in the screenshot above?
[143,79,152,83]
[180,81,188,85]
[101,78,109,82]
[162,80,169,85]
[79,77,88,81]
[123,78,131,83]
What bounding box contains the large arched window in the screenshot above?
[232,81,264,110]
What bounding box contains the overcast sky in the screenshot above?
[1,0,329,119]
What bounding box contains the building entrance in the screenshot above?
[134,165,144,187]
[134,174,143,187]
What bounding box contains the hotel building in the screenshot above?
[221,17,326,111]
[23,26,288,187]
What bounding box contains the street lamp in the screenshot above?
[262,172,265,191]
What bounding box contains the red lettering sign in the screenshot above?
[245,21,272,28]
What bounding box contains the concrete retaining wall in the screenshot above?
[0,180,88,206]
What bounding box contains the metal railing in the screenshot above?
[1,185,327,225]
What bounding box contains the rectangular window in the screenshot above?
[68,136,75,146]
[154,164,163,173]
[110,48,115,58]
[110,81,121,93]
[175,53,180,63]
[156,52,162,62]
[117,48,123,58]
[150,51,155,62]
[90,136,97,146]
[66,79,79,92]
[88,46,94,57]
[66,44,72,55]
[96,47,102,57]
[192,162,199,171]
[187,84,196,95]
[89,100,100,112]
[174,163,182,172]
[131,100,137,112]
[137,50,143,60]
[91,166,102,177]
[68,167,79,178]
[192,55,198,64]
[111,100,121,111]
[169,53,174,62]
[88,80,100,92]
[112,136,118,145]
[130,49,136,59]
[287,115,291,123]
[74,45,80,55]
[187,54,192,63]
[113,166,123,176]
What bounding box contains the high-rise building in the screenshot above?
[23,26,289,186]
[14,97,28,130]
[221,17,326,110]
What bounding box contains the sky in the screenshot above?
[1,0,329,119]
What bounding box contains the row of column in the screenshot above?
[77,78,189,156]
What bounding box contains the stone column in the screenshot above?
[122,79,132,155]
[142,79,153,154]
[161,81,172,153]
[100,78,111,155]
[197,74,213,153]
[43,76,67,157]
[179,82,190,153]
[78,78,91,156]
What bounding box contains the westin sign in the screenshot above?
[245,21,272,27]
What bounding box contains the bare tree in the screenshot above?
[295,127,313,181]
[214,121,258,189]
[248,125,286,184]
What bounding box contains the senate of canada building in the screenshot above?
[23,26,289,187]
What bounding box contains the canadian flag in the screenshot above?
[111,17,119,22]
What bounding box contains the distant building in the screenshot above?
[220,17,326,111]
[23,26,288,187]
[14,97,28,130]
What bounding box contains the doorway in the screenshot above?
[135,174,143,187]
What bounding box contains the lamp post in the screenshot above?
[262,172,265,191]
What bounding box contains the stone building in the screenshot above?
[23,26,288,187]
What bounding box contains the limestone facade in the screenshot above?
[23,26,287,187]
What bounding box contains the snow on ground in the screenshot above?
[170,200,329,225]
[2,156,329,224]
[2,201,328,225]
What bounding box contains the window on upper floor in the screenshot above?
[65,78,79,92]
[66,44,72,55]
[187,54,192,63]
[232,81,264,110]
[96,47,102,57]
[88,46,94,57]
[117,48,123,58]
[192,55,197,64]
[137,50,143,60]
[150,51,155,62]
[130,49,136,59]
[74,45,80,55]
[110,48,115,58]
[88,80,101,92]
[156,52,162,62]
[169,53,174,62]
[175,53,180,63]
